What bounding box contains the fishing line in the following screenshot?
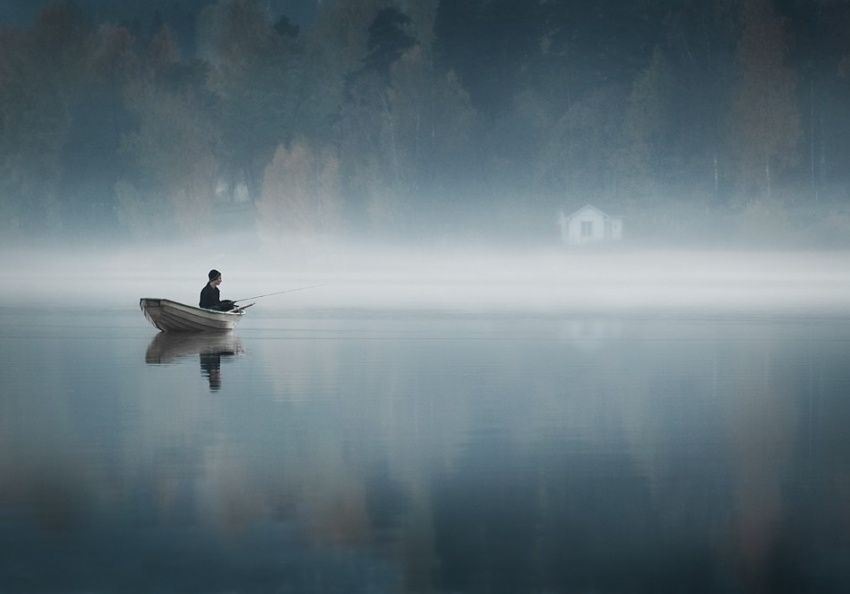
[232,284,325,303]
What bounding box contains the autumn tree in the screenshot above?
[257,140,340,239]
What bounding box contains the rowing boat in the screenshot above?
[139,298,245,332]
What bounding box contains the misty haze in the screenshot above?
[2,1,850,593]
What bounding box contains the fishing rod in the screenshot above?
[232,283,326,304]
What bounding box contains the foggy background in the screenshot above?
[3,0,850,244]
[3,0,850,311]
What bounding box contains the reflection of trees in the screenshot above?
[248,320,850,592]
[432,440,719,593]
[405,321,840,592]
[3,320,850,591]
[210,319,848,592]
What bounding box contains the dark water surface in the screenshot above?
[2,306,850,593]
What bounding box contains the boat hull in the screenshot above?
[140,298,244,332]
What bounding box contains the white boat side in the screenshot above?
[139,298,245,332]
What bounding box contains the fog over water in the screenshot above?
[5,240,850,317]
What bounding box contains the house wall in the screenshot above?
[562,208,607,245]
[558,207,624,245]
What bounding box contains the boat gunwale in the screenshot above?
[140,298,244,317]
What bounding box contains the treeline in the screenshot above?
[2,0,850,244]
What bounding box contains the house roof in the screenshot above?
[563,204,615,220]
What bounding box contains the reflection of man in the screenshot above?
[199,352,222,391]
[199,269,235,311]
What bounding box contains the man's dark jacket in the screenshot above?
[200,284,222,309]
[200,283,236,311]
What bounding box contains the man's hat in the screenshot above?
[208,269,221,281]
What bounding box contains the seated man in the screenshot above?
[199,269,235,311]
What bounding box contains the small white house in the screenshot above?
[558,204,623,246]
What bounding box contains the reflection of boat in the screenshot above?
[146,332,243,391]
[140,298,245,332]
[145,332,243,364]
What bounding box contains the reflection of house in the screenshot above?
[558,204,623,246]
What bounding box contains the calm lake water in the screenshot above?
[1,306,850,593]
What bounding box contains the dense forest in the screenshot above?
[2,0,850,245]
